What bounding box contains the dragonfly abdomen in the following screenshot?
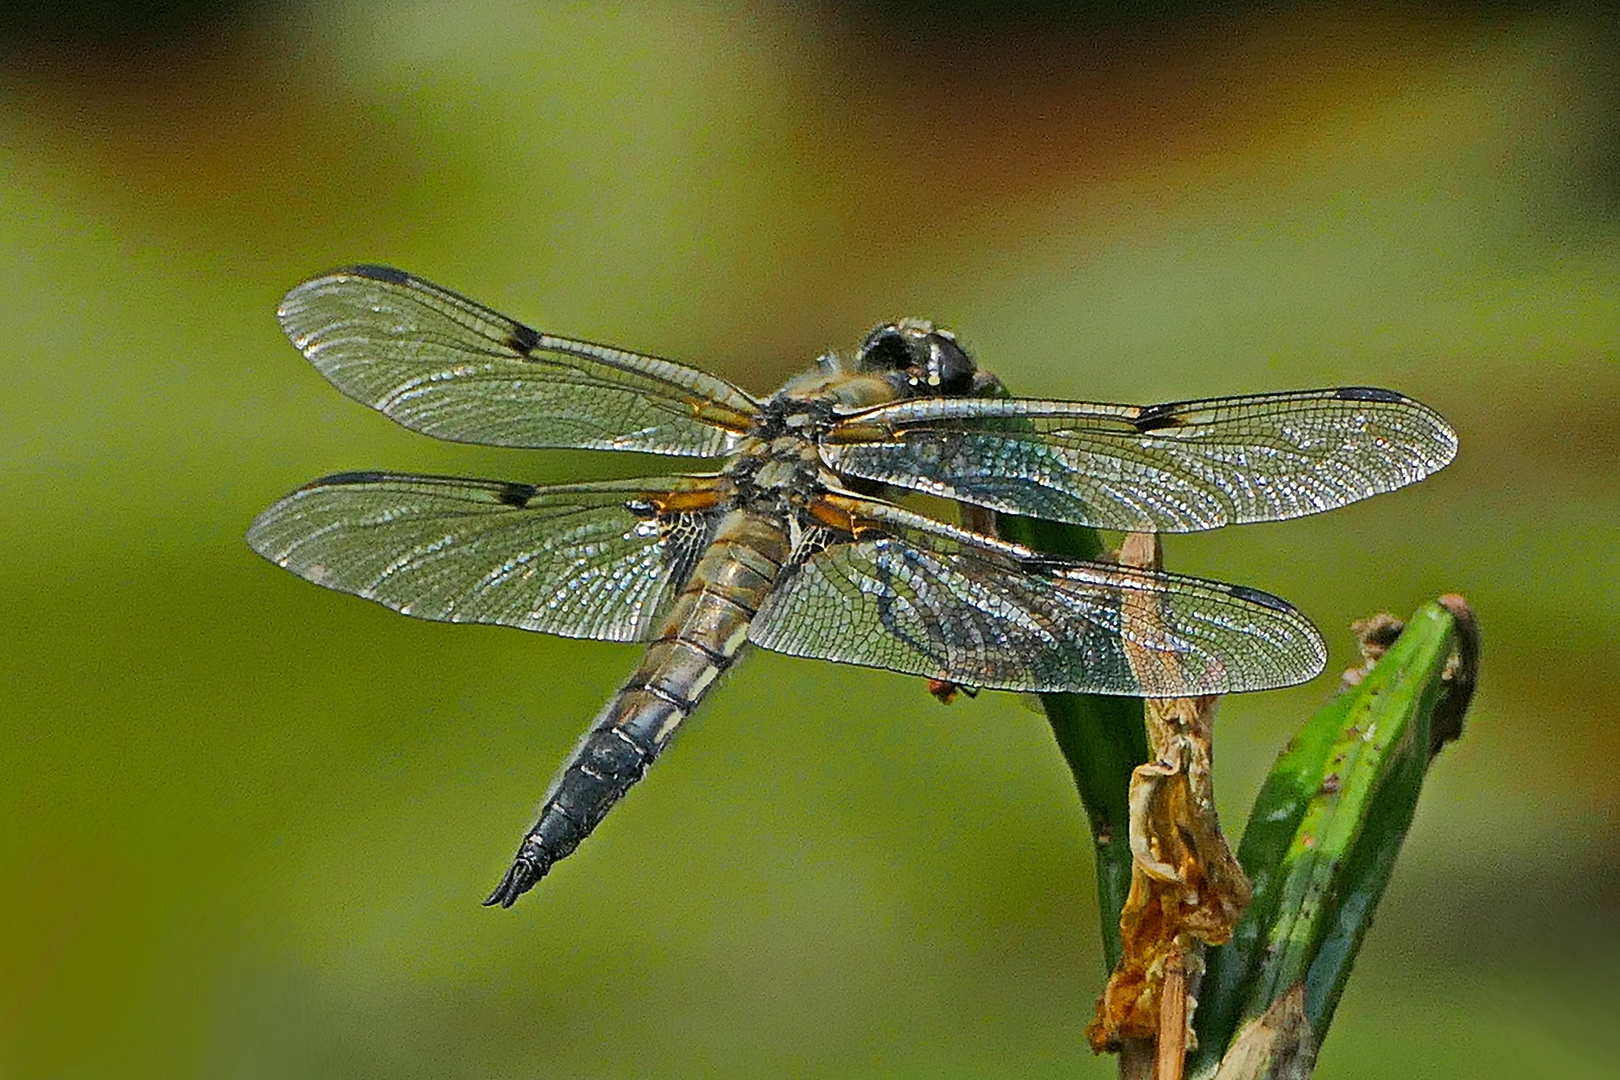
[485,510,790,907]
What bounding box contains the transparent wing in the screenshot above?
[823,388,1456,532]
[749,497,1325,695]
[246,472,721,641]
[278,266,759,456]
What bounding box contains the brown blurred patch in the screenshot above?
[0,20,425,247]
[1464,386,1620,479]
[769,6,1493,300]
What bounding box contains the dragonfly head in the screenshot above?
[856,318,982,398]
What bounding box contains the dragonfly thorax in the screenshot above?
[724,398,835,511]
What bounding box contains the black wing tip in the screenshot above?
[1226,582,1298,614]
[299,470,394,489]
[1334,386,1410,405]
[1335,386,1460,470]
[483,856,546,909]
[347,263,411,282]
[281,264,412,303]
[278,265,419,330]
[1223,583,1330,690]
[325,263,413,284]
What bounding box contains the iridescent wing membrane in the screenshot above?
[751,498,1323,696]
[824,391,1457,533]
[247,472,722,643]
[250,266,1457,695]
[276,264,758,455]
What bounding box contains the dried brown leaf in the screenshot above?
[1087,534,1253,1060]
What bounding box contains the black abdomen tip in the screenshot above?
[483,856,545,909]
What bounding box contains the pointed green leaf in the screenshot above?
[1191,599,1474,1075]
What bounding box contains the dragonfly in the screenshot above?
[247,265,1457,908]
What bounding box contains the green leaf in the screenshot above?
[1190,599,1473,1076]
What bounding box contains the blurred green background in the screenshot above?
[2,2,1616,1077]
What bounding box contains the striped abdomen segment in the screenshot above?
[484,509,790,907]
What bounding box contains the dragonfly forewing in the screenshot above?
[824,388,1457,532]
[279,266,759,455]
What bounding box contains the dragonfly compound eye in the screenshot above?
[924,333,976,396]
[856,323,918,372]
[857,319,974,394]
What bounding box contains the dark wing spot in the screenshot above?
[505,322,541,354]
[1335,386,1406,404]
[495,482,538,507]
[1132,404,1184,432]
[1227,584,1296,613]
[345,264,411,284]
[623,497,661,520]
[1012,554,1068,575]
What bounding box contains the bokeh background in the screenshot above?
[2,2,1616,1077]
